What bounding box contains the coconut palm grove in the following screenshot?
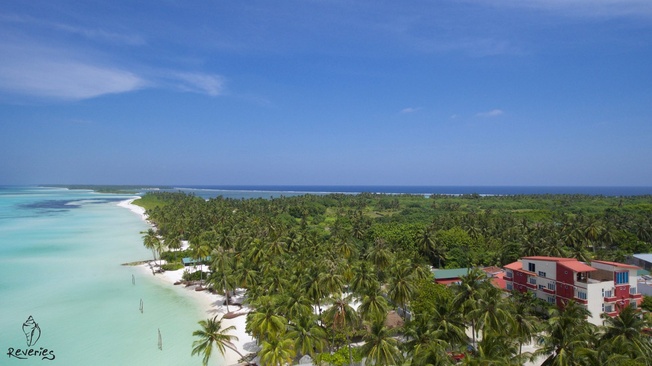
[135,191,652,365]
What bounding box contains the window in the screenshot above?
[548,282,555,291]
[547,296,555,304]
[604,304,613,313]
[630,287,637,295]
[615,271,629,284]
[577,291,587,300]
[539,284,545,290]
[505,270,513,278]
[528,263,536,272]
[506,283,513,291]
[529,277,537,285]
[538,271,547,277]
[603,289,612,298]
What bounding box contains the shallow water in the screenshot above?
[0,187,216,365]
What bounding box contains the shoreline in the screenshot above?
[118,198,254,366]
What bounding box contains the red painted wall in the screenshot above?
[614,284,629,299]
[555,264,575,300]
[514,270,528,285]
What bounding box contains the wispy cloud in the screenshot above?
[169,72,224,96]
[0,40,226,101]
[476,109,504,117]
[471,0,652,18]
[1,14,145,46]
[0,44,145,100]
[401,107,421,114]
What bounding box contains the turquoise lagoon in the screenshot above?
[0,187,215,365]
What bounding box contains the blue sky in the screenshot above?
[1,0,651,186]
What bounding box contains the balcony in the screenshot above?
[574,297,588,304]
[629,293,642,299]
[604,295,617,302]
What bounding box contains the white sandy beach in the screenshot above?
[119,198,254,366]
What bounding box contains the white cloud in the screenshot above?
[476,109,504,117]
[401,107,421,114]
[0,41,227,100]
[171,72,224,96]
[0,44,145,100]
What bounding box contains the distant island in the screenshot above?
[42,184,172,194]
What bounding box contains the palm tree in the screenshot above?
[429,299,468,351]
[350,261,380,297]
[192,316,243,366]
[387,262,416,318]
[322,293,360,366]
[361,317,402,366]
[509,292,540,357]
[259,335,295,366]
[318,261,345,296]
[416,225,436,257]
[534,300,595,366]
[358,286,390,322]
[194,243,211,285]
[409,333,453,366]
[469,285,513,340]
[466,332,519,366]
[598,305,652,360]
[453,268,489,348]
[278,290,314,321]
[247,296,288,343]
[367,239,394,272]
[141,228,160,265]
[287,314,328,360]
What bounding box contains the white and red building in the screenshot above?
[504,256,642,325]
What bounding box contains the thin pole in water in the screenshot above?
[158,328,162,351]
[132,274,135,285]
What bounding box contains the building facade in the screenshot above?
[504,256,642,325]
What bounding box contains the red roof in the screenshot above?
[503,261,537,275]
[482,266,503,275]
[591,260,639,270]
[559,261,596,273]
[491,276,507,290]
[523,256,577,262]
[436,279,462,286]
[504,261,522,270]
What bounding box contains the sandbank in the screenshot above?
[118,199,254,366]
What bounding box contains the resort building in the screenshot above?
[503,256,642,325]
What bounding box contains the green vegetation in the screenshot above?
[161,262,184,271]
[141,191,652,365]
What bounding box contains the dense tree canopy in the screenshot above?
[139,191,652,365]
